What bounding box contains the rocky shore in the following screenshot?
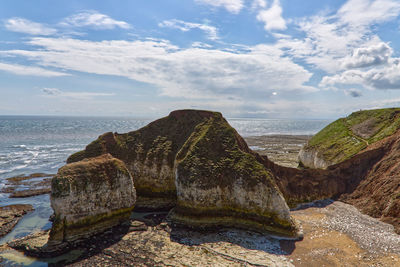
[0,204,34,239]
[0,108,399,266]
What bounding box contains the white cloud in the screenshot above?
[195,0,244,14]
[320,59,400,90]
[159,19,219,40]
[41,87,114,99]
[5,37,316,100]
[338,0,400,27]
[4,18,57,35]
[60,11,130,29]
[342,42,392,69]
[256,0,286,31]
[277,0,400,74]
[251,0,267,10]
[0,62,68,77]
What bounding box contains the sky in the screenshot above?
[1,0,400,119]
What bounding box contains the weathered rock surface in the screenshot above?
[340,131,400,233]
[171,114,300,237]
[299,108,400,169]
[48,154,136,247]
[66,110,300,238]
[0,204,34,238]
[56,108,400,240]
[67,110,223,210]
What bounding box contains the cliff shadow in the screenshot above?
[168,222,300,256]
[290,198,334,211]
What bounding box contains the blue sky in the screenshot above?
[1,0,400,118]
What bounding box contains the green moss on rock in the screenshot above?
[301,108,400,167]
[173,115,300,238]
[66,110,224,208]
[49,154,136,245]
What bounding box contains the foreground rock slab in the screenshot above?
[5,213,294,267]
[48,154,136,248]
[5,204,399,267]
[0,204,34,238]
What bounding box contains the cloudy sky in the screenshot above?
[1,0,400,118]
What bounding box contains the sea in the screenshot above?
[0,115,332,265]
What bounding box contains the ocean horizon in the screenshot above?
[0,115,332,178]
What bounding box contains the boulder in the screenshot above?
[170,114,301,238]
[48,154,136,247]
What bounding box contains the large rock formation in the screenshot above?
[51,107,400,242]
[170,113,299,237]
[67,110,223,210]
[64,110,301,238]
[299,108,400,169]
[48,154,136,247]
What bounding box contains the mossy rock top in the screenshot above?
[52,154,131,198]
[67,109,223,166]
[303,108,400,165]
[176,115,275,190]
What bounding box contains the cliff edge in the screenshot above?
[299,108,400,169]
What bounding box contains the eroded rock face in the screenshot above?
[298,148,332,169]
[340,131,400,234]
[170,115,300,238]
[67,110,222,210]
[64,110,300,238]
[48,154,136,246]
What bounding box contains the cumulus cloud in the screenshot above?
[277,0,400,73]
[159,19,219,40]
[256,0,286,31]
[195,0,244,14]
[320,60,400,90]
[0,62,68,77]
[41,87,114,99]
[60,11,130,29]
[342,42,392,69]
[5,37,316,100]
[4,18,57,35]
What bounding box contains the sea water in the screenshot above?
[0,115,331,265]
